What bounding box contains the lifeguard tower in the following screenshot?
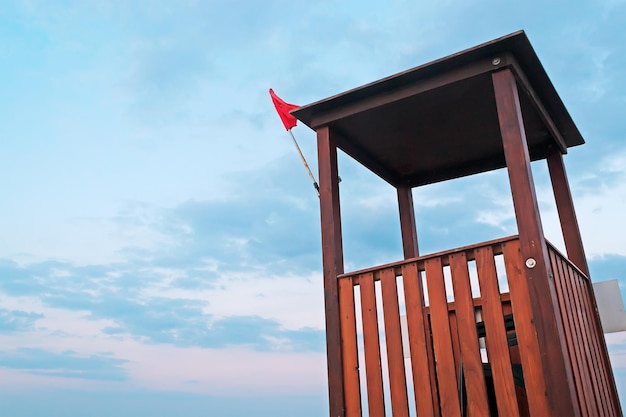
[293,31,622,417]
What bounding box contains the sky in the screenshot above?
[0,0,625,416]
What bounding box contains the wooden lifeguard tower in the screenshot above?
[293,31,622,417]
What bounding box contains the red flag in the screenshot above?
[269,88,299,130]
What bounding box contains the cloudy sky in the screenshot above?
[1,0,625,416]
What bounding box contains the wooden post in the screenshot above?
[317,125,346,417]
[397,183,442,414]
[546,148,589,276]
[493,68,580,417]
[397,184,419,259]
[547,147,624,415]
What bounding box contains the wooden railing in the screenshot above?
[336,236,618,417]
[548,242,621,416]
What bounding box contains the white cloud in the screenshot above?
[141,271,325,331]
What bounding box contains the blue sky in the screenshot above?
[1,0,625,416]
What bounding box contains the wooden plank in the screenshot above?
[475,246,520,416]
[424,315,441,417]
[549,249,592,416]
[317,125,346,417]
[397,184,419,259]
[380,268,410,417]
[493,68,579,417]
[402,263,436,417]
[448,309,461,381]
[339,277,362,417]
[502,240,551,416]
[359,272,386,417]
[547,148,589,276]
[449,252,490,417]
[500,300,531,417]
[425,257,461,417]
[338,235,519,280]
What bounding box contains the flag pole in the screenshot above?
[288,128,320,197]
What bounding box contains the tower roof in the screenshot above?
[292,31,583,187]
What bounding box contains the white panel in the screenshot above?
[593,279,626,333]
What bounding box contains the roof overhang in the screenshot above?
[292,31,584,187]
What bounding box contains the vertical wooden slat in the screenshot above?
[317,126,345,417]
[359,272,386,417]
[475,246,520,417]
[339,277,362,417]
[501,241,550,416]
[449,252,490,417]
[494,68,579,417]
[449,309,461,380]
[402,263,436,417]
[397,184,419,259]
[425,258,461,417]
[424,314,441,417]
[550,250,592,416]
[380,268,410,417]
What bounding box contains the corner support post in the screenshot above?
[317,125,346,417]
[493,68,580,417]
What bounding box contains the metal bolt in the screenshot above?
[525,258,537,268]
[492,57,501,65]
